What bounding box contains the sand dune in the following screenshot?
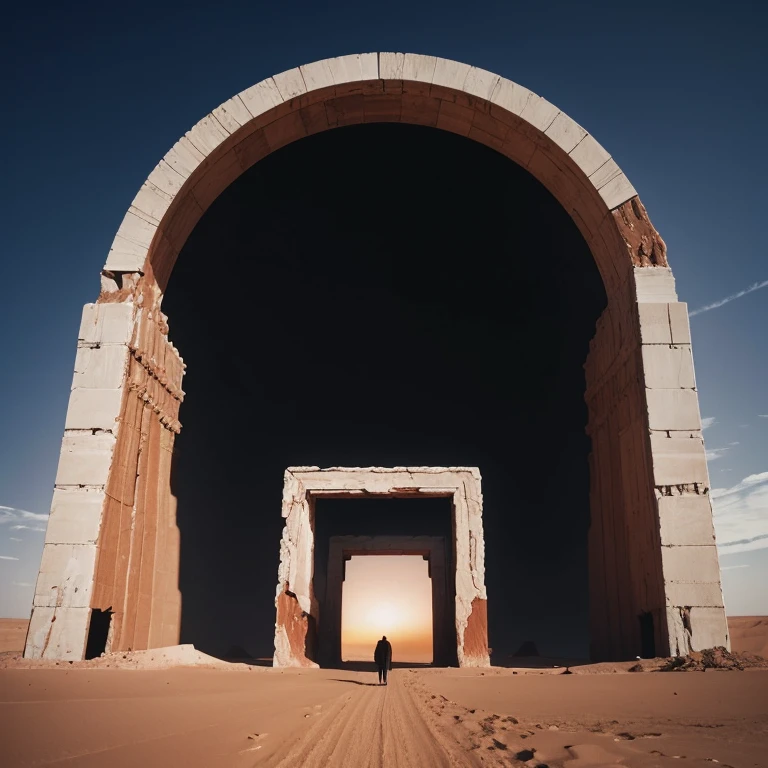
[729,615,768,658]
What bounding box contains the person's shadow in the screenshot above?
[329,679,382,686]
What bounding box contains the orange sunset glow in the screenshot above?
[341,556,433,663]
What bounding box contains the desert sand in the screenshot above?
[0,618,28,653]
[1,617,767,767]
[1,657,766,767]
[728,616,768,658]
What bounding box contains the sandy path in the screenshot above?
[260,673,472,767]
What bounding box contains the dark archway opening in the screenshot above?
[164,122,607,662]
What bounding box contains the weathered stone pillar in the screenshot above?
[25,274,184,659]
[273,470,319,668]
[586,266,727,660]
[634,268,728,654]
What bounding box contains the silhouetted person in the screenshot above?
[374,636,392,685]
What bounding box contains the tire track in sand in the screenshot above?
[258,673,477,768]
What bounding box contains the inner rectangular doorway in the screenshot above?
[341,555,434,663]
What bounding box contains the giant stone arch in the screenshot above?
[25,53,728,663]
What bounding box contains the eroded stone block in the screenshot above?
[646,389,702,431]
[33,543,97,608]
[25,606,90,660]
[72,345,129,390]
[55,433,116,487]
[661,544,721,584]
[64,388,123,432]
[641,345,696,389]
[78,303,134,346]
[45,488,105,545]
[657,495,716,545]
[688,607,730,651]
[634,267,677,303]
[669,302,692,345]
[665,581,724,608]
[638,303,673,345]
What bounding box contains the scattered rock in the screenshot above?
[659,646,767,672]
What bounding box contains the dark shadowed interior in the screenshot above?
[163,123,607,662]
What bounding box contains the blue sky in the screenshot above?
[2,0,766,619]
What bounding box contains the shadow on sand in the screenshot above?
[329,679,383,686]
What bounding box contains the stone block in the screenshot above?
[599,172,637,210]
[55,433,116,487]
[105,235,147,273]
[78,303,134,346]
[33,543,97,608]
[238,78,284,119]
[431,58,472,91]
[130,182,172,226]
[545,112,587,153]
[490,78,533,117]
[669,303,692,344]
[637,303,672,345]
[163,137,206,179]
[212,95,251,133]
[463,67,500,100]
[400,53,438,83]
[641,345,696,389]
[634,267,677,303]
[300,58,335,91]
[519,95,559,131]
[327,53,378,84]
[147,159,187,198]
[589,158,622,189]
[72,345,128,390]
[657,495,716,545]
[689,606,729,651]
[64,388,123,431]
[45,488,105,545]
[25,605,89,660]
[650,434,709,486]
[646,389,702,431]
[661,545,721,584]
[114,210,157,251]
[186,113,230,156]
[379,51,405,80]
[273,67,307,100]
[569,135,611,178]
[665,581,724,608]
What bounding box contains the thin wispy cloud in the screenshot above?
[721,564,750,571]
[10,525,46,533]
[9,537,22,542]
[760,415,768,419]
[706,446,730,461]
[701,416,716,430]
[0,555,20,561]
[689,279,768,317]
[0,505,48,525]
[712,471,768,555]
[12,581,33,588]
